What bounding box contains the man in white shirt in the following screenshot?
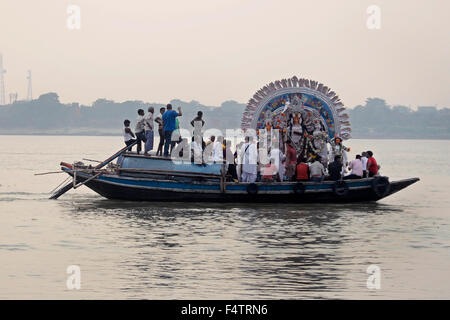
[240,136,258,183]
[309,156,325,182]
[135,109,146,154]
[143,106,155,156]
[361,151,368,178]
[344,154,364,180]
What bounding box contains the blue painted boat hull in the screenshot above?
[65,168,419,203]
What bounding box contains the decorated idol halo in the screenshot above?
[241,76,351,140]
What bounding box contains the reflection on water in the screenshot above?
[54,197,410,299]
[0,136,449,299]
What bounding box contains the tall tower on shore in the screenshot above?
[0,54,6,105]
[26,70,32,101]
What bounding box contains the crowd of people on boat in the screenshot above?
[123,104,183,157]
[122,104,380,183]
[227,139,379,183]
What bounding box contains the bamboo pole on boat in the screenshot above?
[49,141,138,199]
[34,171,66,176]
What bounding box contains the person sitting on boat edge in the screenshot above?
[135,109,147,154]
[309,155,325,183]
[123,119,136,151]
[155,107,165,157]
[143,106,155,156]
[366,150,380,177]
[327,155,343,181]
[344,154,364,180]
[296,156,309,182]
[162,104,182,157]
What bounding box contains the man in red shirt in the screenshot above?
[366,150,379,177]
[296,156,309,181]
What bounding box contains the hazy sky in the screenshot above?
[1,0,449,108]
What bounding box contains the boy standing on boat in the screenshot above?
[162,104,182,157]
[143,106,155,156]
[135,109,147,154]
[123,119,136,151]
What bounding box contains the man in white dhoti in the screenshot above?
[211,136,224,163]
[240,136,258,183]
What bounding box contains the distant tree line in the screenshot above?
[350,98,450,139]
[0,93,449,139]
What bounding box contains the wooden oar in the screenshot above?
[49,141,138,199]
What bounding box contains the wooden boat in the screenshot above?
[53,152,419,203]
[48,76,420,202]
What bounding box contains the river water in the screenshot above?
[0,135,449,299]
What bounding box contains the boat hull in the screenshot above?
[64,169,419,203]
